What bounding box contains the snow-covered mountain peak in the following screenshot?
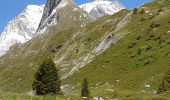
[0,5,44,56]
[79,0,125,19]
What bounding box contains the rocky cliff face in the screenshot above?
[37,0,62,31]
[36,0,89,33]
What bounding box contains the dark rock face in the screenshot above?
[37,0,62,31]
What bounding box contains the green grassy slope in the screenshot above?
[64,0,170,98]
[0,4,91,93]
[0,6,130,93]
[0,92,66,100]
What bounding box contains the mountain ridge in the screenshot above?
[0,0,124,56]
[79,0,125,19]
[0,5,44,56]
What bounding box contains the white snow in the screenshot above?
[0,5,44,56]
[79,0,125,19]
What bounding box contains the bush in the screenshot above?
[168,20,170,23]
[167,41,170,45]
[157,72,170,94]
[153,35,161,41]
[137,48,142,55]
[159,39,165,44]
[146,45,152,51]
[158,9,163,13]
[149,33,155,38]
[140,17,147,22]
[143,60,150,66]
[51,44,63,53]
[127,42,136,49]
[136,35,141,40]
[133,8,138,14]
[140,9,145,14]
[81,78,90,98]
[32,56,61,95]
[150,22,160,28]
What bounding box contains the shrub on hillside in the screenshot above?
[140,9,145,14]
[81,77,90,98]
[157,72,170,94]
[127,42,136,49]
[133,8,138,14]
[150,22,160,28]
[158,9,163,13]
[159,39,165,44]
[137,48,142,55]
[136,35,141,40]
[146,45,152,51]
[143,60,150,66]
[153,35,161,41]
[168,20,170,23]
[149,33,155,38]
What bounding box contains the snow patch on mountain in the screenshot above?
[79,0,125,19]
[0,5,44,56]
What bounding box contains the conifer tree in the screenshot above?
[32,57,61,95]
[81,77,90,98]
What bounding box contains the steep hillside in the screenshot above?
[65,0,170,98]
[0,8,130,93]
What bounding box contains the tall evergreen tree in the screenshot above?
[32,57,61,95]
[81,77,90,98]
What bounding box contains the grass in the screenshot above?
[0,92,66,100]
[64,0,170,98]
[1,91,170,100]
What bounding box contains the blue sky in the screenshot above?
[0,0,150,33]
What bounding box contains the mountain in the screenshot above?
[79,0,125,19]
[2,0,170,99]
[0,0,92,57]
[0,5,44,56]
[0,0,128,93]
[37,0,92,33]
[0,0,125,57]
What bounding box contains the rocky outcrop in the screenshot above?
[37,0,81,33]
[37,0,62,31]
